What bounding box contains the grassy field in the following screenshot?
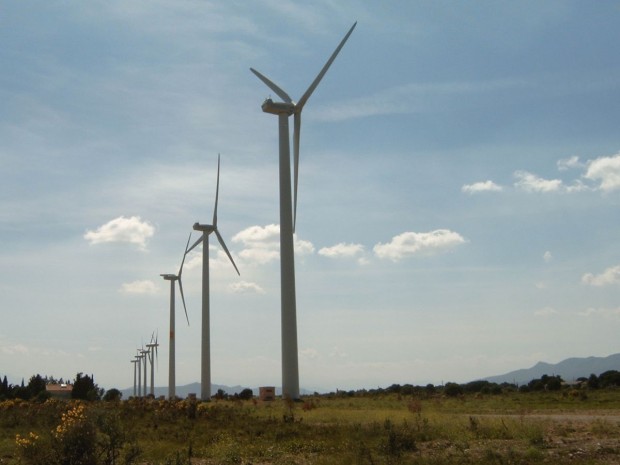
[2,389,620,464]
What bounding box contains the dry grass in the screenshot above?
[2,390,620,464]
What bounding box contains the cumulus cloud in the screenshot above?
[543,251,552,263]
[318,242,365,259]
[373,229,466,261]
[232,224,314,265]
[229,281,265,294]
[557,155,582,171]
[513,171,562,193]
[461,180,503,194]
[582,265,620,287]
[584,152,620,192]
[119,280,159,294]
[84,216,155,249]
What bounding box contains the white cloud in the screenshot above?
[233,224,280,265]
[534,307,559,317]
[232,224,314,264]
[461,180,503,194]
[1,343,29,355]
[373,229,466,261]
[513,171,562,193]
[557,155,582,171]
[84,216,155,249]
[295,236,315,256]
[578,307,620,318]
[119,280,159,295]
[543,251,552,263]
[229,281,265,294]
[584,152,620,192]
[582,265,620,287]
[318,242,365,258]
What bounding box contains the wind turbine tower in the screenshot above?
[140,348,149,397]
[187,155,240,401]
[161,234,191,400]
[130,359,138,397]
[250,22,356,399]
[146,333,159,397]
[135,353,142,398]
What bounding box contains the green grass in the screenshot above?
[2,391,620,464]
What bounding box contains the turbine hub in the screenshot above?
[261,98,295,115]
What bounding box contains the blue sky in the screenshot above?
[2,1,620,392]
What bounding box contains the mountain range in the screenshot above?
[482,353,620,385]
[118,353,620,398]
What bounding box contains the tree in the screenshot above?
[237,388,253,400]
[72,373,103,401]
[103,388,123,402]
[444,382,463,397]
[27,374,46,398]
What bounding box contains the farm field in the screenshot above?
[2,389,620,464]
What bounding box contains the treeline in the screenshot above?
[330,370,620,398]
[0,373,110,402]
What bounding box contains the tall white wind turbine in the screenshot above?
[250,22,356,400]
[161,235,191,399]
[186,154,240,401]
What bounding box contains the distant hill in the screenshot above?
[119,383,313,399]
[482,353,620,385]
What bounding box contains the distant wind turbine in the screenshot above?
[140,347,149,397]
[134,353,142,398]
[161,234,191,399]
[186,154,240,401]
[146,331,159,397]
[250,22,356,400]
[130,359,138,398]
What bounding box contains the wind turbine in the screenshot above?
[140,347,149,397]
[186,154,240,401]
[130,359,138,398]
[250,22,356,400]
[146,331,159,397]
[134,353,142,398]
[161,234,191,400]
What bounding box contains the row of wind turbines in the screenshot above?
[130,22,356,401]
[129,332,159,398]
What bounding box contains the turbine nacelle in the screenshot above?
[193,222,216,233]
[261,98,295,116]
[160,273,179,281]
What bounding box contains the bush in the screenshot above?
[444,382,463,397]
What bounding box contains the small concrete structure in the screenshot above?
[259,386,275,402]
[46,383,73,399]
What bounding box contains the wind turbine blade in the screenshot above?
[178,278,190,326]
[293,111,301,233]
[186,235,204,255]
[297,21,357,109]
[250,68,293,103]
[179,232,193,276]
[215,229,240,276]
[213,154,220,226]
